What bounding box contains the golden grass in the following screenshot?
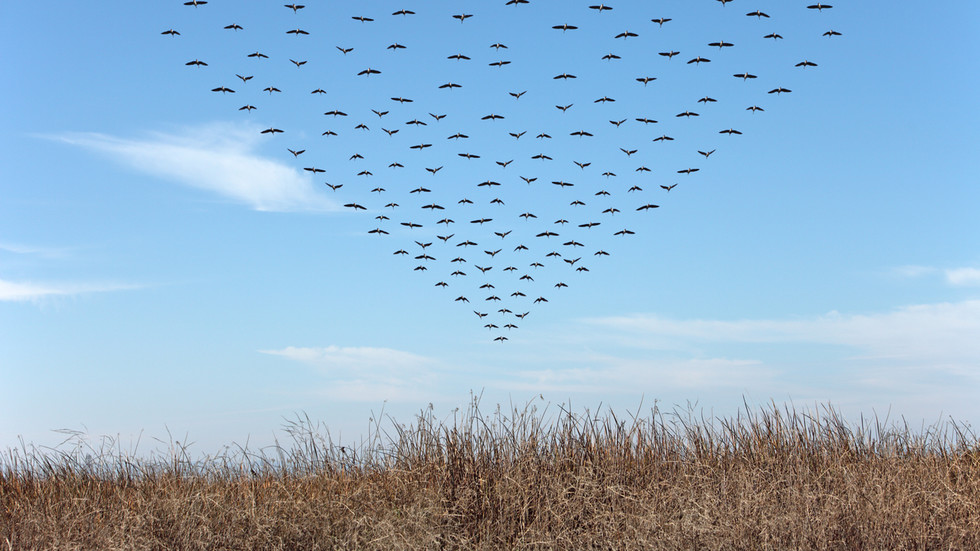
[3,398,979,550]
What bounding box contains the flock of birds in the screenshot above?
[166,1,841,341]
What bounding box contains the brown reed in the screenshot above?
[3,397,979,550]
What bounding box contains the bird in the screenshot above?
[601,53,621,61]
[185,59,207,67]
[343,203,366,210]
[636,117,658,124]
[653,135,674,142]
[161,29,180,36]
[678,168,700,174]
[337,46,354,55]
[387,43,407,50]
[764,32,784,40]
[708,40,734,48]
[698,149,716,158]
[620,148,638,156]
[357,68,381,76]
[453,13,474,22]
[747,105,765,112]
[212,86,235,94]
[553,73,577,80]
[239,105,256,112]
[286,29,309,36]
[823,30,842,37]
[285,4,305,12]
[719,128,742,135]
[637,76,657,86]
[248,52,269,59]
[747,10,770,18]
[311,88,326,94]
[636,204,660,211]
[392,8,415,15]
[184,0,207,6]
[734,72,757,80]
[352,15,374,22]
[698,96,717,104]
[660,184,677,192]
[659,51,680,59]
[481,114,504,120]
[615,30,638,39]
[509,90,526,99]
[263,86,281,94]
[489,60,511,68]
[447,53,471,61]
[590,4,613,12]
[614,229,635,236]
[224,24,243,31]
[687,56,711,64]
[796,60,818,68]
[768,87,792,94]
[439,82,462,89]
[808,3,833,10]
[676,110,699,117]
[553,23,578,31]
[651,18,672,26]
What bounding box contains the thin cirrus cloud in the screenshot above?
[891,265,980,287]
[260,346,441,402]
[50,123,338,213]
[0,278,140,302]
[585,300,980,367]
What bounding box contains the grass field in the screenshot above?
[3,398,979,550]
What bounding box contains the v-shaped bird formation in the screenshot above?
[164,1,842,341]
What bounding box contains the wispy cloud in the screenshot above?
[0,278,140,302]
[945,268,980,287]
[586,301,980,364]
[890,264,980,287]
[50,123,338,213]
[260,346,441,402]
[0,242,73,258]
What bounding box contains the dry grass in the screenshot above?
[3,397,980,550]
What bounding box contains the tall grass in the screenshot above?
[3,397,979,549]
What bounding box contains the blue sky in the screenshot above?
[2,1,978,453]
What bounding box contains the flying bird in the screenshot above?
[224,24,243,31]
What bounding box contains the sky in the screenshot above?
[1,1,978,455]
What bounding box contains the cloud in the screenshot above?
[260,346,441,402]
[511,357,773,394]
[586,301,980,364]
[261,345,430,371]
[51,123,338,213]
[0,277,140,302]
[945,268,980,287]
[890,264,980,287]
[0,242,72,258]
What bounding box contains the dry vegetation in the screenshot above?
[3,398,980,550]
